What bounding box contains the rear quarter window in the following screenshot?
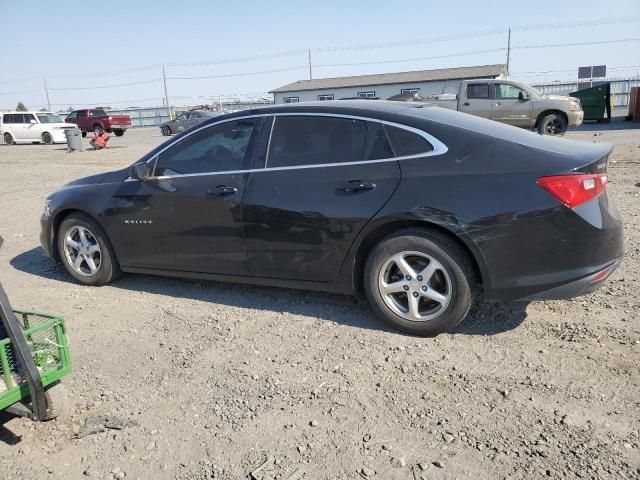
[384,125,433,157]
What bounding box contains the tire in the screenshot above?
[93,125,103,135]
[42,132,53,144]
[537,113,567,136]
[4,132,15,145]
[114,129,125,137]
[42,382,68,421]
[81,131,87,138]
[57,212,121,286]
[363,228,476,336]
[161,126,172,136]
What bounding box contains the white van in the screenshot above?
[0,111,77,145]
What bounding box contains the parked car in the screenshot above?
[160,110,222,136]
[425,79,584,135]
[40,101,623,336]
[1,111,77,145]
[65,108,131,137]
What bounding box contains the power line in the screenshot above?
[512,38,639,50]
[166,49,307,67]
[168,65,307,80]
[48,79,161,91]
[316,48,506,68]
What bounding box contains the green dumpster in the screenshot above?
[570,83,611,122]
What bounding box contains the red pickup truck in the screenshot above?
[65,108,131,137]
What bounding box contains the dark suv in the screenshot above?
[40,101,623,336]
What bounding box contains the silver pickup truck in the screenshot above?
[428,79,584,135]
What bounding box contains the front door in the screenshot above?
[242,115,402,282]
[491,83,533,128]
[459,82,493,118]
[107,117,262,274]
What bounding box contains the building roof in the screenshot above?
[270,64,506,93]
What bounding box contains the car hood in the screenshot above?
[541,94,573,102]
[59,169,128,189]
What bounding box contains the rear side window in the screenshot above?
[467,83,490,99]
[267,116,367,168]
[90,110,105,117]
[384,125,433,157]
[365,122,394,160]
[2,114,19,123]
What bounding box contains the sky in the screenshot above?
[0,0,639,111]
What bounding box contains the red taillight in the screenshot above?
[537,173,608,209]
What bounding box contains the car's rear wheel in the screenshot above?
[113,129,125,137]
[42,132,53,144]
[538,113,567,136]
[93,125,103,135]
[4,132,15,145]
[364,229,475,336]
[161,125,172,136]
[57,213,121,286]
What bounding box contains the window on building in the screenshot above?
[283,97,300,103]
[357,91,376,98]
[466,83,490,99]
[401,88,420,94]
[384,125,433,157]
[317,94,334,101]
[267,116,367,168]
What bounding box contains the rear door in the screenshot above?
[13,114,30,140]
[491,82,533,127]
[242,114,401,282]
[459,82,493,118]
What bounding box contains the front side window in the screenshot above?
[318,94,334,101]
[267,116,367,168]
[384,125,433,157]
[175,112,187,121]
[37,113,64,124]
[77,111,87,118]
[155,118,257,176]
[466,83,490,99]
[283,97,299,103]
[495,83,525,99]
[357,91,376,98]
[23,114,36,124]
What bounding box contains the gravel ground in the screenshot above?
[0,124,638,480]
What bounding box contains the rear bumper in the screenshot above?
[108,125,130,130]
[522,258,622,300]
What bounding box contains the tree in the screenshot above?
[67,106,74,112]
[16,102,27,111]
[39,107,48,112]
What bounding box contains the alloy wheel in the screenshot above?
[378,251,452,321]
[62,225,102,277]
[545,118,562,135]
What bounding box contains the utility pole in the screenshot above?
[43,78,51,111]
[162,64,172,120]
[506,28,511,79]
[308,49,313,80]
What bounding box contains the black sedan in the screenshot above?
[40,101,623,336]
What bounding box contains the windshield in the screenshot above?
[37,113,64,124]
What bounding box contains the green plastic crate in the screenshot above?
[0,311,71,411]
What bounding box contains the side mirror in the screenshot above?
[129,162,151,181]
[30,119,37,124]
[518,91,530,101]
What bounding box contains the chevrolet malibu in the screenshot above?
[40,101,623,336]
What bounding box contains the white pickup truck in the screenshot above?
[427,79,584,135]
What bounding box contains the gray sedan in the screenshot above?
[160,111,222,136]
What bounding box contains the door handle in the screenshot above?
[494,102,501,106]
[207,185,238,196]
[463,102,470,106]
[339,180,376,192]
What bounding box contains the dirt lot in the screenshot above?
[0,123,638,480]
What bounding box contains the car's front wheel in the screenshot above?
[364,229,476,336]
[42,132,53,144]
[57,213,121,286]
[537,113,567,136]
[161,125,172,136]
